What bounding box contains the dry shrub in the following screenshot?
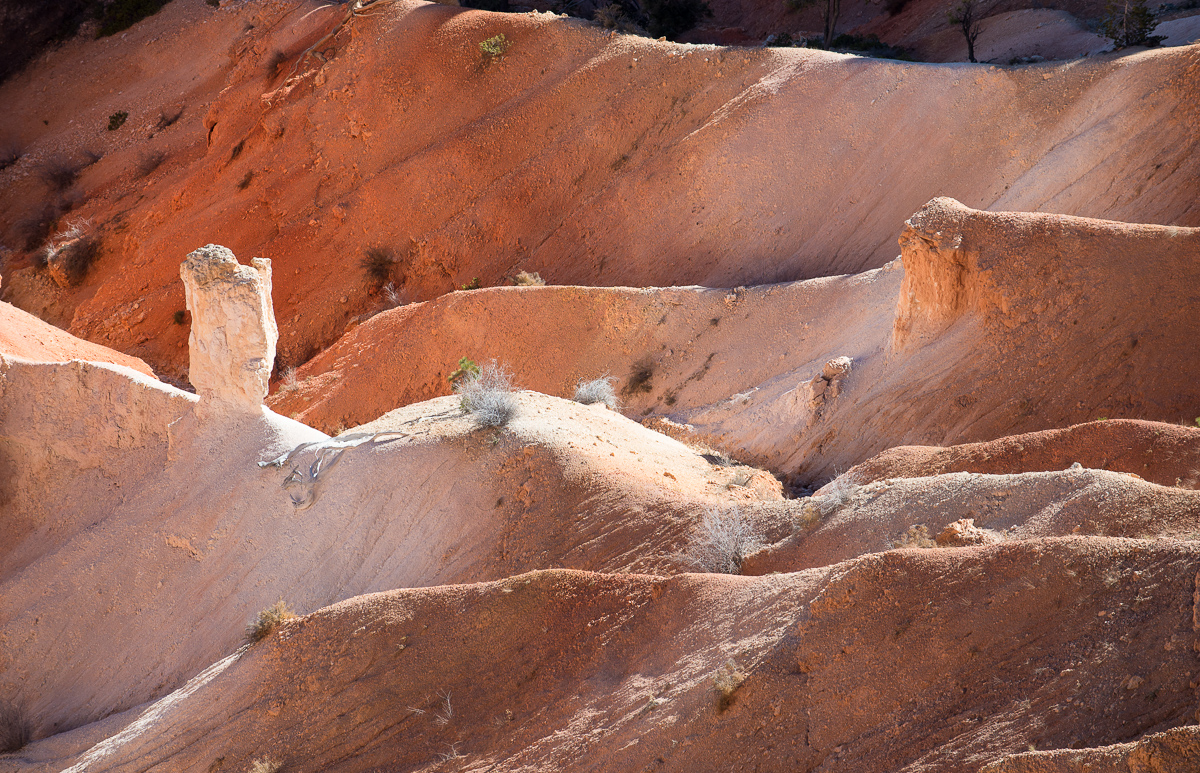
[39,155,84,192]
[679,507,762,575]
[573,376,619,410]
[245,600,296,643]
[15,202,63,252]
[455,360,517,427]
[815,473,859,515]
[42,220,101,285]
[893,524,935,549]
[136,150,166,177]
[360,246,395,283]
[156,106,184,129]
[512,270,545,286]
[713,660,746,712]
[248,758,282,773]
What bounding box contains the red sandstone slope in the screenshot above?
[0,301,154,377]
[2,0,1198,383]
[7,542,1200,773]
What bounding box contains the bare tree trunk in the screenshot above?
[824,0,840,45]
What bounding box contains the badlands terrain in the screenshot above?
[2,0,1200,771]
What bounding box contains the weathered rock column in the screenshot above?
[180,245,277,413]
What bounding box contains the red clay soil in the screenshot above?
[8,541,1200,773]
[0,300,154,377]
[2,0,1198,383]
[845,419,1200,490]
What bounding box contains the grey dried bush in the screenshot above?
[892,524,935,549]
[679,507,762,575]
[0,702,32,754]
[816,472,859,516]
[455,360,517,427]
[512,270,545,286]
[248,758,282,773]
[573,376,619,410]
[245,600,296,643]
[713,660,746,712]
[42,221,101,285]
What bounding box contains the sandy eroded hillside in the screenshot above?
[1,1,1200,772]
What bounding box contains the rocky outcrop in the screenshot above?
[180,245,277,413]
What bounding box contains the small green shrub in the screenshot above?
[245,601,296,643]
[479,34,511,66]
[768,32,794,46]
[449,357,481,385]
[107,111,128,131]
[460,277,481,290]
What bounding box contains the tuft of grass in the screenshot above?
[0,701,32,754]
[679,507,762,574]
[381,282,404,309]
[267,49,289,76]
[455,360,517,427]
[479,34,511,66]
[42,220,101,285]
[893,524,935,549]
[15,202,63,252]
[107,111,129,131]
[248,758,282,773]
[136,150,166,177]
[713,660,746,712]
[512,270,545,286]
[360,246,395,283]
[156,106,184,130]
[245,600,296,643]
[40,155,84,192]
[277,367,299,394]
[573,376,619,410]
[623,359,654,395]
